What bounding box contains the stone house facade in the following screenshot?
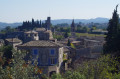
[17,40,63,77]
[24,30,39,43]
[76,45,103,59]
[35,28,53,40]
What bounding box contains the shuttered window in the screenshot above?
[33,49,38,55]
[48,58,57,65]
[50,49,55,55]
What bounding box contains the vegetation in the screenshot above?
[71,43,76,49]
[0,46,41,79]
[64,32,69,38]
[53,34,64,40]
[75,33,106,37]
[17,19,42,31]
[51,55,120,79]
[76,26,90,33]
[0,26,16,34]
[67,39,71,46]
[54,27,71,33]
[104,5,120,56]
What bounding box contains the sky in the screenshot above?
[0,0,120,23]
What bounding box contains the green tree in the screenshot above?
[104,5,120,55]
[67,39,71,46]
[64,32,69,38]
[71,43,75,48]
[82,27,89,33]
[63,71,85,79]
[51,73,63,79]
[0,47,39,79]
[77,55,120,79]
[0,45,13,67]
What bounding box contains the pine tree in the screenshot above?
[104,5,120,55]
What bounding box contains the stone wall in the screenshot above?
[76,45,102,59]
[24,32,39,43]
[20,46,64,76]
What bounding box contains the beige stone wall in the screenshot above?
[13,42,22,50]
[37,30,53,40]
[24,33,39,42]
[76,45,102,59]
[58,47,64,68]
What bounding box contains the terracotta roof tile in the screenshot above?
[6,38,22,43]
[17,40,63,47]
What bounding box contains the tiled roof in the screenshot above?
[64,47,70,52]
[24,30,38,34]
[17,40,63,47]
[35,28,46,32]
[5,38,22,43]
[44,30,52,33]
[72,41,81,44]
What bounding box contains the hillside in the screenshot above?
[0,17,109,29]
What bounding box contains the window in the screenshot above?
[33,49,38,55]
[50,49,55,55]
[48,58,57,65]
[34,34,37,36]
[27,34,30,37]
[51,58,55,64]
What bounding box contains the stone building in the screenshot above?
[0,39,4,47]
[5,38,22,50]
[35,28,53,40]
[17,40,64,77]
[83,39,101,47]
[46,17,51,30]
[24,30,39,43]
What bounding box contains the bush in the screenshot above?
[51,73,63,79]
[77,55,120,79]
[63,71,85,79]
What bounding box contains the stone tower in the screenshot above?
[71,19,75,32]
[46,17,51,30]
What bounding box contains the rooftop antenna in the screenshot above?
[49,10,51,17]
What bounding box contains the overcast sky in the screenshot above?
[0,0,120,23]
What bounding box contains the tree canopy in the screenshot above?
[104,5,120,56]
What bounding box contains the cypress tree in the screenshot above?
[32,18,35,27]
[67,39,71,46]
[104,5,120,55]
[36,20,39,27]
[39,20,42,27]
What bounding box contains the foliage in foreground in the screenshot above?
[0,47,39,79]
[51,55,120,79]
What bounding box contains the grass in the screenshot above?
[75,33,106,37]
